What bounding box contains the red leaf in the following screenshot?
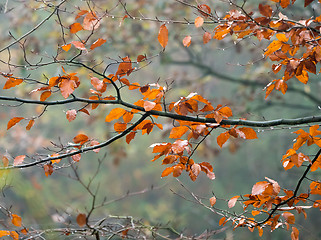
[126,131,136,144]
[66,109,77,122]
[76,213,87,227]
[137,55,146,62]
[158,24,168,48]
[183,36,192,47]
[197,4,211,18]
[228,196,239,208]
[14,155,25,166]
[7,117,24,130]
[70,22,83,34]
[90,38,106,50]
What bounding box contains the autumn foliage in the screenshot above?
[1,0,321,239]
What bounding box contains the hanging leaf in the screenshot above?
[7,117,24,130]
[203,32,211,44]
[228,195,239,208]
[210,196,217,206]
[76,213,87,227]
[61,44,71,52]
[195,16,204,28]
[66,109,77,122]
[71,41,86,51]
[183,36,192,47]
[143,101,156,111]
[282,212,295,224]
[158,24,168,48]
[217,132,230,148]
[3,76,23,89]
[169,126,189,139]
[40,91,51,101]
[114,122,127,133]
[26,120,35,131]
[44,164,53,177]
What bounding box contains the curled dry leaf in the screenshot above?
[210,196,217,206]
[14,155,25,166]
[66,109,77,122]
[183,36,192,47]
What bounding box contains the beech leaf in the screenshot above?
[158,24,168,48]
[7,117,24,130]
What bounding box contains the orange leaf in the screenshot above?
[70,22,83,34]
[73,133,89,145]
[66,109,77,122]
[219,217,226,226]
[3,76,23,89]
[158,24,168,48]
[197,4,211,18]
[114,122,127,133]
[228,195,239,208]
[7,117,24,130]
[203,32,211,44]
[123,111,133,123]
[210,196,217,206]
[61,44,71,52]
[291,227,299,240]
[183,35,192,47]
[76,213,87,227]
[195,16,204,28]
[282,212,295,224]
[161,166,174,177]
[143,101,156,111]
[116,56,133,77]
[105,108,126,122]
[217,132,230,148]
[237,127,258,139]
[26,119,35,131]
[169,126,189,139]
[11,214,22,227]
[59,78,78,99]
[0,231,10,237]
[252,210,261,216]
[2,156,9,167]
[90,38,106,50]
[71,41,86,51]
[83,11,100,30]
[40,90,51,101]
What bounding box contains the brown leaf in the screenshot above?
[158,24,168,48]
[203,32,211,44]
[291,226,299,240]
[137,55,146,62]
[71,153,81,162]
[73,133,89,145]
[66,109,77,122]
[26,119,35,131]
[114,122,127,133]
[44,164,53,177]
[258,4,272,18]
[2,156,9,167]
[76,213,87,227]
[282,212,295,224]
[40,91,51,101]
[126,131,136,144]
[217,132,230,148]
[71,41,86,51]
[7,117,24,130]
